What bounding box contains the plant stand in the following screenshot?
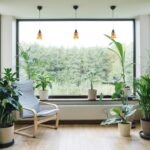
[139,131,150,140]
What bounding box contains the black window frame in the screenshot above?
[16,18,136,99]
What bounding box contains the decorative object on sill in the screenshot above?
[110,5,117,39]
[37,5,43,40]
[35,72,54,100]
[73,5,79,39]
[135,75,150,139]
[88,76,97,100]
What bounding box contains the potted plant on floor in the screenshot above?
[101,105,136,137]
[35,72,54,100]
[135,75,150,138]
[0,68,22,148]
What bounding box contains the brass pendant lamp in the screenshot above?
[37,5,43,40]
[73,5,79,39]
[110,5,117,39]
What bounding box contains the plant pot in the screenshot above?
[141,119,150,136]
[88,89,97,100]
[39,90,49,100]
[118,122,131,137]
[0,125,14,148]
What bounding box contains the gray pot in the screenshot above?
[0,125,14,148]
[141,119,150,136]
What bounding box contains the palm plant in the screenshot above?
[135,75,150,121]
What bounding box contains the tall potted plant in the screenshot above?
[101,35,136,134]
[135,75,150,137]
[36,72,54,100]
[0,68,22,148]
[101,105,136,137]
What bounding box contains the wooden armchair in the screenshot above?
[14,80,59,138]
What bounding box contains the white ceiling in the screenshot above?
[0,0,150,19]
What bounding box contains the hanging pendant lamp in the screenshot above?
[73,5,79,39]
[37,5,43,40]
[110,5,117,39]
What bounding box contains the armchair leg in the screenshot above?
[33,116,38,137]
[55,113,59,129]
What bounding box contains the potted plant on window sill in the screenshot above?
[88,79,97,100]
[0,68,22,148]
[35,72,54,100]
[135,75,150,138]
[101,105,136,137]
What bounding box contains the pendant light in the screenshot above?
[110,5,117,39]
[37,5,43,40]
[73,5,79,39]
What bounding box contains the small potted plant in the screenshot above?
[88,78,97,100]
[101,105,136,137]
[35,72,54,100]
[0,68,22,148]
[135,75,150,138]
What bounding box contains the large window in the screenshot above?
[17,20,135,96]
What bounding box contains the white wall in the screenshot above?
[136,15,150,77]
[0,15,16,75]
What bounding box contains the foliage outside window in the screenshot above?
[18,20,134,96]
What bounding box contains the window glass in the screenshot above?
[18,20,134,96]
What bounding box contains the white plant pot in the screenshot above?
[39,90,49,100]
[118,122,131,137]
[88,89,97,100]
[0,125,14,148]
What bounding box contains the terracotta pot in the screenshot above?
[118,122,131,137]
[141,119,150,136]
[88,89,97,100]
[39,90,49,100]
[0,125,14,148]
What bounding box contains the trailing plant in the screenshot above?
[101,105,136,125]
[135,75,150,121]
[35,72,54,91]
[0,68,22,128]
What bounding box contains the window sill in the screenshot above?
[41,98,138,105]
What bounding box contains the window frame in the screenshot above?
[16,18,136,99]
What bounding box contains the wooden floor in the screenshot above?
[4,124,150,150]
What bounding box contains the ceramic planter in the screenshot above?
[118,122,131,137]
[39,90,49,100]
[141,119,150,136]
[88,89,97,100]
[0,125,14,148]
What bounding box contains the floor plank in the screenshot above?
[3,124,150,150]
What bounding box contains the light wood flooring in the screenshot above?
[3,124,150,150]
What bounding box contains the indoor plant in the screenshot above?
[35,72,54,100]
[135,75,150,136]
[0,68,22,148]
[101,105,136,136]
[88,79,97,100]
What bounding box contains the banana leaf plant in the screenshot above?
[105,35,133,104]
